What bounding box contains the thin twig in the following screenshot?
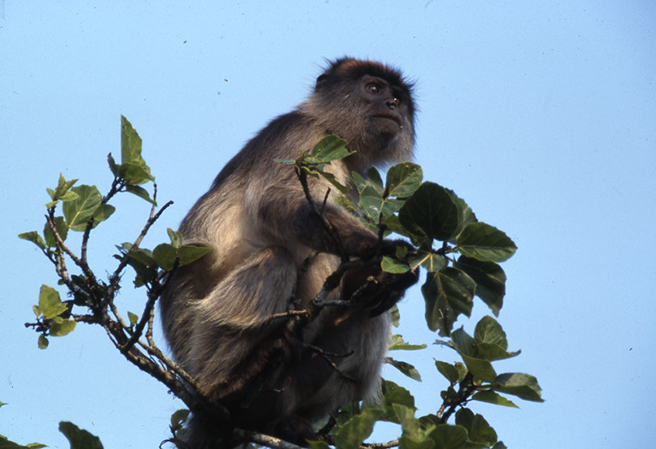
[295,166,348,262]
[363,439,401,449]
[304,343,356,382]
[121,289,158,353]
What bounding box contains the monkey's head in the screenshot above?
[302,58,416,172]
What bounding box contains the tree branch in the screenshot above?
[295,166,349,262]
[234,429,306,449]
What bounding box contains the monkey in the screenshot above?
[159,58,418,447]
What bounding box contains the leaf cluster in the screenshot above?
[298,136,517,337]
[17,117,214,433]
[289,136,541,449]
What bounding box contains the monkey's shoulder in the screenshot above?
[212,110,326,188]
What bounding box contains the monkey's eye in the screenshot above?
[367,83,382,94]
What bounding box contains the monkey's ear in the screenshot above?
[315,74,329,88]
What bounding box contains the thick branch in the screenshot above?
[233,429,306,449]
[437,372,475,423]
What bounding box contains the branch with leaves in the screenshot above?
[8,119,542,449]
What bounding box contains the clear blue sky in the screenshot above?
[1,2,654,448]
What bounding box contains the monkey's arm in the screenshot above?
[251,182,384,258]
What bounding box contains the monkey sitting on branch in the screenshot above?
[159,57,419,448]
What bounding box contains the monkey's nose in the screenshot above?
[386,98,399,109]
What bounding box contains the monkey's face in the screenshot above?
[359,75,410,145]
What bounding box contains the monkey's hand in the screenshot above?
[342,263,419,316]
[380,238,416,258]
[366,268,419,317]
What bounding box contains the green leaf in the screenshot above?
[366,166,384,187]
[411,250,447,272]
[399,182,461,242]
[120,116,154,185]
[450,327,476,357]
[307,441,331,449]
[475,342,520,362]
[334,408,377,449]
[18,231,46,250]
[38,335,49,350]
[117,161,154,186]
[386,357,422,381]
[152,243,178,270]
[434,361,460,384]
[461,355,496,383]
[170,409,190,431]
[391,304,400,327]
[493,373,544,402]
[49,173,79,201]
[455,408,498,447]
[59,190,80,202]
[121,116,143,164]
[385,213,424,244]
[0,435,47,448]
[450,328,497,382]
[128,312,139,327]
[456,222,517,263]
[36,285,67,320]
[49,317,77,337]
[422,268,476,336]
[315,168,351,194]
[382,256,411,273]
[167,228,184,248]
[470,391,519,408]
[125,185,156,204]
[107,153,118,175]
[352,167,385,197]
[383,381,415,410]
[385,162,423,198]
[358,185,385,224]
[427,425,468,449]
[388,334,427,351]
[453,256,506,315]
[59,421,103,449]
[473,317,521,361]
[447,191,477,242]
[395,404,436,449]
[124,248,158,287]
[153,243,213,271]
[356,175,405,223]
[474,316,508,349]
[178,245,213,267]
[62,185,103,231]
[126,247,156,266]
[43,216,69,247]
[307,134,352,164]
[399,430,436,449]
[92,203,116,225]
[439,386,458,404]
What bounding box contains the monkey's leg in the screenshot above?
[187,246,298,401]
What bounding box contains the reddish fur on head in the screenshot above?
[302,58,416,172]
